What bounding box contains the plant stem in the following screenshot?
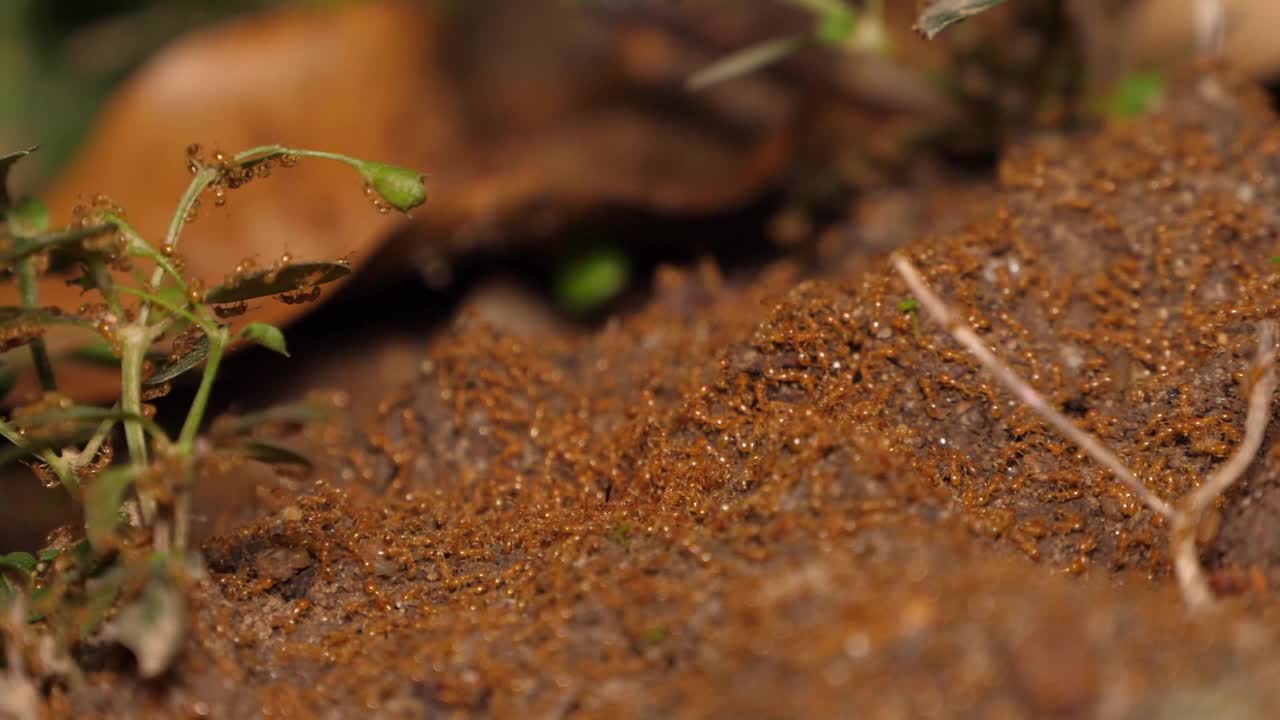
[16,257,56,393]
[178,329,226,452]
[135,167,217,330]
[67,415,116,469]
[99,214,187,297]
[232,145,362,169]
[118,327,153,522]
[0,417,79,494]
[85,255,124,319]
[173,328,226,554]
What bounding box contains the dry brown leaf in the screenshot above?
[4,0,802,403]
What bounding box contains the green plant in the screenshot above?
[0,142,424,684]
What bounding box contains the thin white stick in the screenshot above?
[892,254,1174,518]
[1170,321,1277,612]
[1194,0,1225,57]
[895,253,1280,613]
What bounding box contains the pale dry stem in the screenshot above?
[892,253,1277,612]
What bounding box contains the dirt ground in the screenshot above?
[43,66,1280,718]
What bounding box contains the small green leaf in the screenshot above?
[86,466,140,551]
[106,570,184,678]
[0,146,38,214]
[6,197,50,237]
[0,552,36,574]
[240,322,289,357]
[554,246,630,315]
[816,9,855,45]
[0,436,79,468]
[915,0,1007,38]
[241,440,313,474]
[357,161,427,213]
[37,546,61,563]
[145,333,209,386]
[0,552,36,602]
[1104,72,1165,118]
[897,298,919,313]
[203,261,351,304]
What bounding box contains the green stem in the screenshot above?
[178,329,226,452]
[232,145,362,169]
[135,167,217,329]
[118,287,208,331]
[16,257,56,393]
[119,328,153,521]
[69,415,117,469]
[0,418,80,495]
[85,255,124,320]
[98,213,187,297]
[173,328,225,554]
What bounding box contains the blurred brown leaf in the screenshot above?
[3,0,798,403]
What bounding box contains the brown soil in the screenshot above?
[51,67,1280,718]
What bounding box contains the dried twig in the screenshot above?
[892,252,1278,612]
[1170,321,1277,610]
[1194,0,1225,57]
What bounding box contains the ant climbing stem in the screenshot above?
[891,253,1278,613]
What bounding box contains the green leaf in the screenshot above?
[914,0,1007,38]
[0,551,36,574]
[687,34,810,91]
[144,333,209,386]
[0,146,38,214]
[1104,72,1165,118]
[202,261,351,304]
[897,298,919,313]
[0,436,77,469]
[6,197,50,237]
[357,161,427,213]
[0,221,115,263]
[37,546,61,563]
[554,246,630,315]
[241,440,313,474]
[0,552,36,602]
[14,405,150,434]
[0,305,94,334]
[239,322,289,357]
[86,465,140,551]
[816,8,856,45]
[105,570,184,678]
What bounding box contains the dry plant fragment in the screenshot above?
[892,253,1278,612]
